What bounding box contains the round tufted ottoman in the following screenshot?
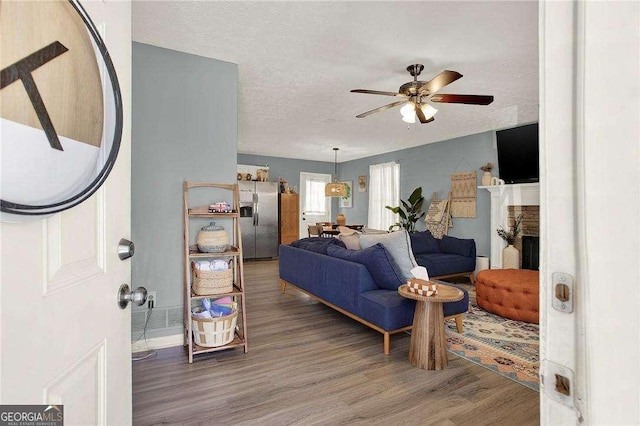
[475,269,539,323]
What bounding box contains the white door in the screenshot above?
[540,1,639,424]
[299,172,332,237]
[0,1,132,425]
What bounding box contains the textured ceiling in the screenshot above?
[132,1,538,162]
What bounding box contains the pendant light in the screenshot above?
[325,148,347,197]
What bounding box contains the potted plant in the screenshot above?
[497,214,524,268]
[385,187,425,232]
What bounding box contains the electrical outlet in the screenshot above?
[147,291,157,309]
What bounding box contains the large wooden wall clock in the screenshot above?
[0,0,122,217]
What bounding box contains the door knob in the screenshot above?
[118,284,147,309]
[118,238,135,260]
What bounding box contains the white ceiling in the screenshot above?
[132,1,539,162]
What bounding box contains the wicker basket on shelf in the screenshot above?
[192,262,233,295]
[191,308,238,347]
[196,222,229,253]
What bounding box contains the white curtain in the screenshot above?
[368,161,400,230]
[304,177,327,215]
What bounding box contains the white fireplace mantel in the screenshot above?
[479,183,540,268]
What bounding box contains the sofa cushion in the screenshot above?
[441,283,470,318]
[438,235,476,258]
[414,253,475,277]
[290,237,346,254]
[359,230,418,281]
[326,243,403,290]
[358,290,416,330]
[358,284,469,330]
[410,230,440,255]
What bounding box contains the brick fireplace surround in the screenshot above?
[480,183,540,269]
[508,205,540,269]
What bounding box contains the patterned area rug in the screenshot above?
[442,282,540,391]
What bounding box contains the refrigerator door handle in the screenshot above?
[253,193,259,226]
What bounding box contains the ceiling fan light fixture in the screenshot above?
[420,103,438,120]
[400,102,416,118]
[402,114,416,124]
[325,147,347,197]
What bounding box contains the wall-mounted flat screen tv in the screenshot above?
[496,123,539,184]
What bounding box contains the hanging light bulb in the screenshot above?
[325,148,348,197]
[420,103,438,120]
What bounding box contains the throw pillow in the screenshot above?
[338,233,362,250]
[359,230,418,281]
[326,243,404,290]
[410,230,440,255]
[337,226,362,250]
[337,226,357,235]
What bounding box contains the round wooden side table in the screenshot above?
[398,282,464,370]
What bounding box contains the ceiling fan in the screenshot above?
[351,64,494,124]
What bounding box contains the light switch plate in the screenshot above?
[552,272,574,313]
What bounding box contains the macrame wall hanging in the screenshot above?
[450,170,477,218]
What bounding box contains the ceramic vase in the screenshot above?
[481,171,493,186]
[474,256,490,280]
[336,213,346,227]
[502,244,520,269]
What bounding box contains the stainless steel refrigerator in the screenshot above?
[238,181,279,259]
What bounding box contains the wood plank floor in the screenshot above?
[133,260,539,425]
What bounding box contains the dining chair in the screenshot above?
[308,225,322,237]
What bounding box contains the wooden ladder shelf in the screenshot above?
[183,181,248,363]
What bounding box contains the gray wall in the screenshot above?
[237,153,339,213]
[132,43,237,337]
[238,131,498,257]
[337,131,498,256]
[237,154,335,193]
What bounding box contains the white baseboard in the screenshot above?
[132,333,183,353]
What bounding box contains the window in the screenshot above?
[304,177,328,215]
[368,161,400,230]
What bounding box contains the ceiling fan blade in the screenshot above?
[418,70,463,94]
[415,107,434,124]
[351,89,407,97]
[430,94,494,105]
[355,100,407,118]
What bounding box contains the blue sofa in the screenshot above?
[409,231,477,283]
[278,236,471,354]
